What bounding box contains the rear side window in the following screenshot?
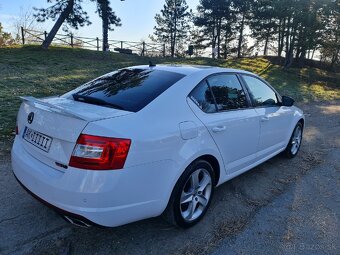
[66,69,185,112]
[207,74,248,111]
[242,75,278,107]
[189,81,217,113]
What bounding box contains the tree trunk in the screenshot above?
[285,17,291,60]
[172,7,178,58]
[298,49,306,67]
[284,27,296,69]
[278,18,282,57]
[263,36,269,56]
[224,43,227,59]
[212,19,217,59]
[41,0,74,49]
[279,18,286,58]
[311,47,316,59]
[101,0,109,51]
[295,46,301,60]
[217,18,222,59]
[330,47,339,70]
[237,12,245,58]
[170,25,174,57]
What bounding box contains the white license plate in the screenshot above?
[23,127,53,152]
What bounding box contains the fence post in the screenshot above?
[142,41,145,56]
[96,37,99,51]
[44,31,47,40]
[121,41,123,49]
[70,34,74,47]
[163,44,166,57]
[21,27,25,45]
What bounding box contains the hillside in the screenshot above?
[0,46,339,153]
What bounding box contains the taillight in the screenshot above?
[69,134,131,170]
[15,125,19,135]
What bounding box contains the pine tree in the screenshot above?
[34,0,91,49]
[248,0,278,56]
[319,0,340,70]
[232,0,253,58]
[94,0,121,51]
[153,0,191,57]
[194,0,234,59]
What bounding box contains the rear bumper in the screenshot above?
[11,138,179,227]
[13,173,98,227]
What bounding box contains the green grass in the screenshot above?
[0,45,339,153]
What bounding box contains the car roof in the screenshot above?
[129,64,254,76]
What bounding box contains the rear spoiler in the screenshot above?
[20,96,88,120]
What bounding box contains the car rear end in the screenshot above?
[12,67,187,227]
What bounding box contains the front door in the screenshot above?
[241,74,292,158]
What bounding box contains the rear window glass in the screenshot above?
[65,69,185,112]
[189,81,217,113]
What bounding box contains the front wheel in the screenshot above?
[163,160,215,228]
[284,122,303,158]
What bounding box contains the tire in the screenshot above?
[163,159,215,228]
[284,122,303,158]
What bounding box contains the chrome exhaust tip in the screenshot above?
[62,215,92,228]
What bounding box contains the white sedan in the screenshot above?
[12,65,304,228]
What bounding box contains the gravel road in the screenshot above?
[0,101,339,255]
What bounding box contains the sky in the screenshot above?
[0,0,200,42]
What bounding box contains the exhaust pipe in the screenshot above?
[62,215,92,228]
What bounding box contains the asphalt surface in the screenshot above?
[0,101,339,255]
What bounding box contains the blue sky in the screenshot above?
[0,0,200,42]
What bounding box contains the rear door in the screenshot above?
[188,73,260,174]
[240,74,293,158]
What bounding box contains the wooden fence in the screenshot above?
[21,27,166,57]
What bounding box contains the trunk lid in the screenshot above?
[17,96,132,170]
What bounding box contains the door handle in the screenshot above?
[261,116,270,122]
[212,126,226,133]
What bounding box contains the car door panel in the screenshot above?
[241,74,294,159]
[188,74,260,175]
[203,110,260,173]
[255,106,293,158]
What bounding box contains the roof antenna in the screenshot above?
[149,61,156,67]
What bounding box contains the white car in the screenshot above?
[12,64,304,228]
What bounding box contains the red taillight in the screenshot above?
[15,125,19,135]
[69,134,131,170]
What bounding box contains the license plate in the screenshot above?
[23,127,53,152]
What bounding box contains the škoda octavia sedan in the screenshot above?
[12,64,304,228]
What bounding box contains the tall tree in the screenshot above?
[34,0,91,49]
[94,0,121,51]
[189,27,207,57]
[232,0,253,58]
[195,0,234,59]
[319,0,340,70]
[248,0,278,56]
[152,0,191,57]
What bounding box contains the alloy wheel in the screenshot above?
[180,168,212,222]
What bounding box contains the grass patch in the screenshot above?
[0,45,339,153]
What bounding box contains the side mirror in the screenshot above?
[281,96,295,107]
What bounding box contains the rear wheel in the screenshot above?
[284,122,303,158]
[163,160,215,228]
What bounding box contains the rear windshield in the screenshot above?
[64,68,185,112]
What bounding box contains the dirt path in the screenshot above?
[0,101,339,255]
